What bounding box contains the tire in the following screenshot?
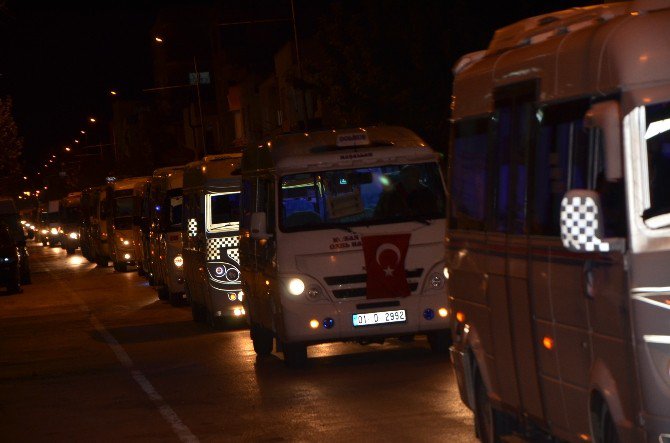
[190,299,206,323]
[600,403,620,443]
[427,329,452,354]
[207,309,227,330]
[157,285,169,301]
[251,324,274,356]
[113,262,127,273]
[96,254,108,267]
[282,342,307,368]
[474,370,516,442]
[7,266,21,294]
[474,370,495,443]
[66,247,75,255]
[169,291,184,307]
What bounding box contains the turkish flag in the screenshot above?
[361,233,412,299]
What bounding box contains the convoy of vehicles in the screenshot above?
[149,166,186,305]
[37,199,62,247]
[447,2,670,442]
[182,154,244,328]
[59,192,82,254]
[14,3,670,439]
[239,127,450,367]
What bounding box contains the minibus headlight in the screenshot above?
[41,229,48,234]
[68,232,78,239]
[50,227,58,235]
[428,272,445,290]
[288,278,305,296]
[173,255,183,268]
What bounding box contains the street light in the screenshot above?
[80,130,85,134]
[110,90,117,96]
[154,36,163,43]
[89,117,96,123]
[65,147,71,152]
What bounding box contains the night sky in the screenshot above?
[1,0,601,176]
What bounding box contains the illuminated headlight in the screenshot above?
[41,229,48,234]
[238,291,244,302]
[233,307,245,316]
[68,232,79,239]
[173,255,183,267]
[123,240,130,246]
[287,278,305,296]
[443,266,450,279]
[2,257,10,262]
[123,253,131,260]
[50,227,58,235]
[428,272,445,290]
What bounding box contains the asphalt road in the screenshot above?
[0,241,476,442]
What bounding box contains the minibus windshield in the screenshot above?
[279,162,446,232]
[207,192,240,232]
[114,197,134,229]
[642,101,670,228]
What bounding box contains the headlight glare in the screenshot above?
[173,255,183,267]
[288,278,305,296]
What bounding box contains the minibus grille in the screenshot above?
[326,269,423,299]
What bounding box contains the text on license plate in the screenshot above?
[352,309,406,327]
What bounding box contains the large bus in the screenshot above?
[89,185,112,267]
[149,166,186,306]
[182,153,244,329]
[446,2,670,443]
[240,126,449,367]
[131,177,151,277]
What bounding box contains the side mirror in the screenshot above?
[560,190,624,253]
[250,212,272,239]
[584,100,622,181]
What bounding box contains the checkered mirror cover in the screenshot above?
[560,193,609,252]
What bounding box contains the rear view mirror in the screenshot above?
[250,212,272,239]
[560,190,624,253]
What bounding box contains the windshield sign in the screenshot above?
[279,162,446,232]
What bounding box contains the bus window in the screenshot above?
[450,117,488,230]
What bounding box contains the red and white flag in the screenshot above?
[361,233,411,299]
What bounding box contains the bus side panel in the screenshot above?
[485,236,521,410]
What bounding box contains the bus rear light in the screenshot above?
[456,311,465,323]
[543,336,554,350]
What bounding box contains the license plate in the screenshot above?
[352,309,406,327]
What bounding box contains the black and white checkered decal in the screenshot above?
[560,195,609,252]
[187,218,197,237]
[207,236,240,262]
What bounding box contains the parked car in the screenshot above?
[0,198,30,285]
[0,224,22,294]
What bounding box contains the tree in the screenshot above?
[0,96,23,181]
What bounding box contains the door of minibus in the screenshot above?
[488,81,544,423]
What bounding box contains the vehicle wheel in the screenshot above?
[169,291,183,307]
[427,329,452,354]
[157,285,169,301]
[474,369,515,442]
[66,247,75,255]
[599,403,620,443]
[113,262,128,272]
[282,342,307,368]
[251,323,274,356]
[96,255,108,267]
[7,267,21,294]
[207,309,227,330]
[474,370,495,443]
[190,299,206,323]
[41,241,47,247]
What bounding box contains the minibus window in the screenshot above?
[114,197,134,229]
[642,101,670,228]
[207,193,241,232]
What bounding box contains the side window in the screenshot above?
[530,99,590,236]
[449,117,488,230]
[492,82,535,235]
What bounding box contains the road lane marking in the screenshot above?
[49,266,199,443]
[88,315,198,443]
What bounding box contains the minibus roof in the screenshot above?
[152,165,185,191]
[111,176,151,192]
[183,153,242,189]
[242,126,435,174]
